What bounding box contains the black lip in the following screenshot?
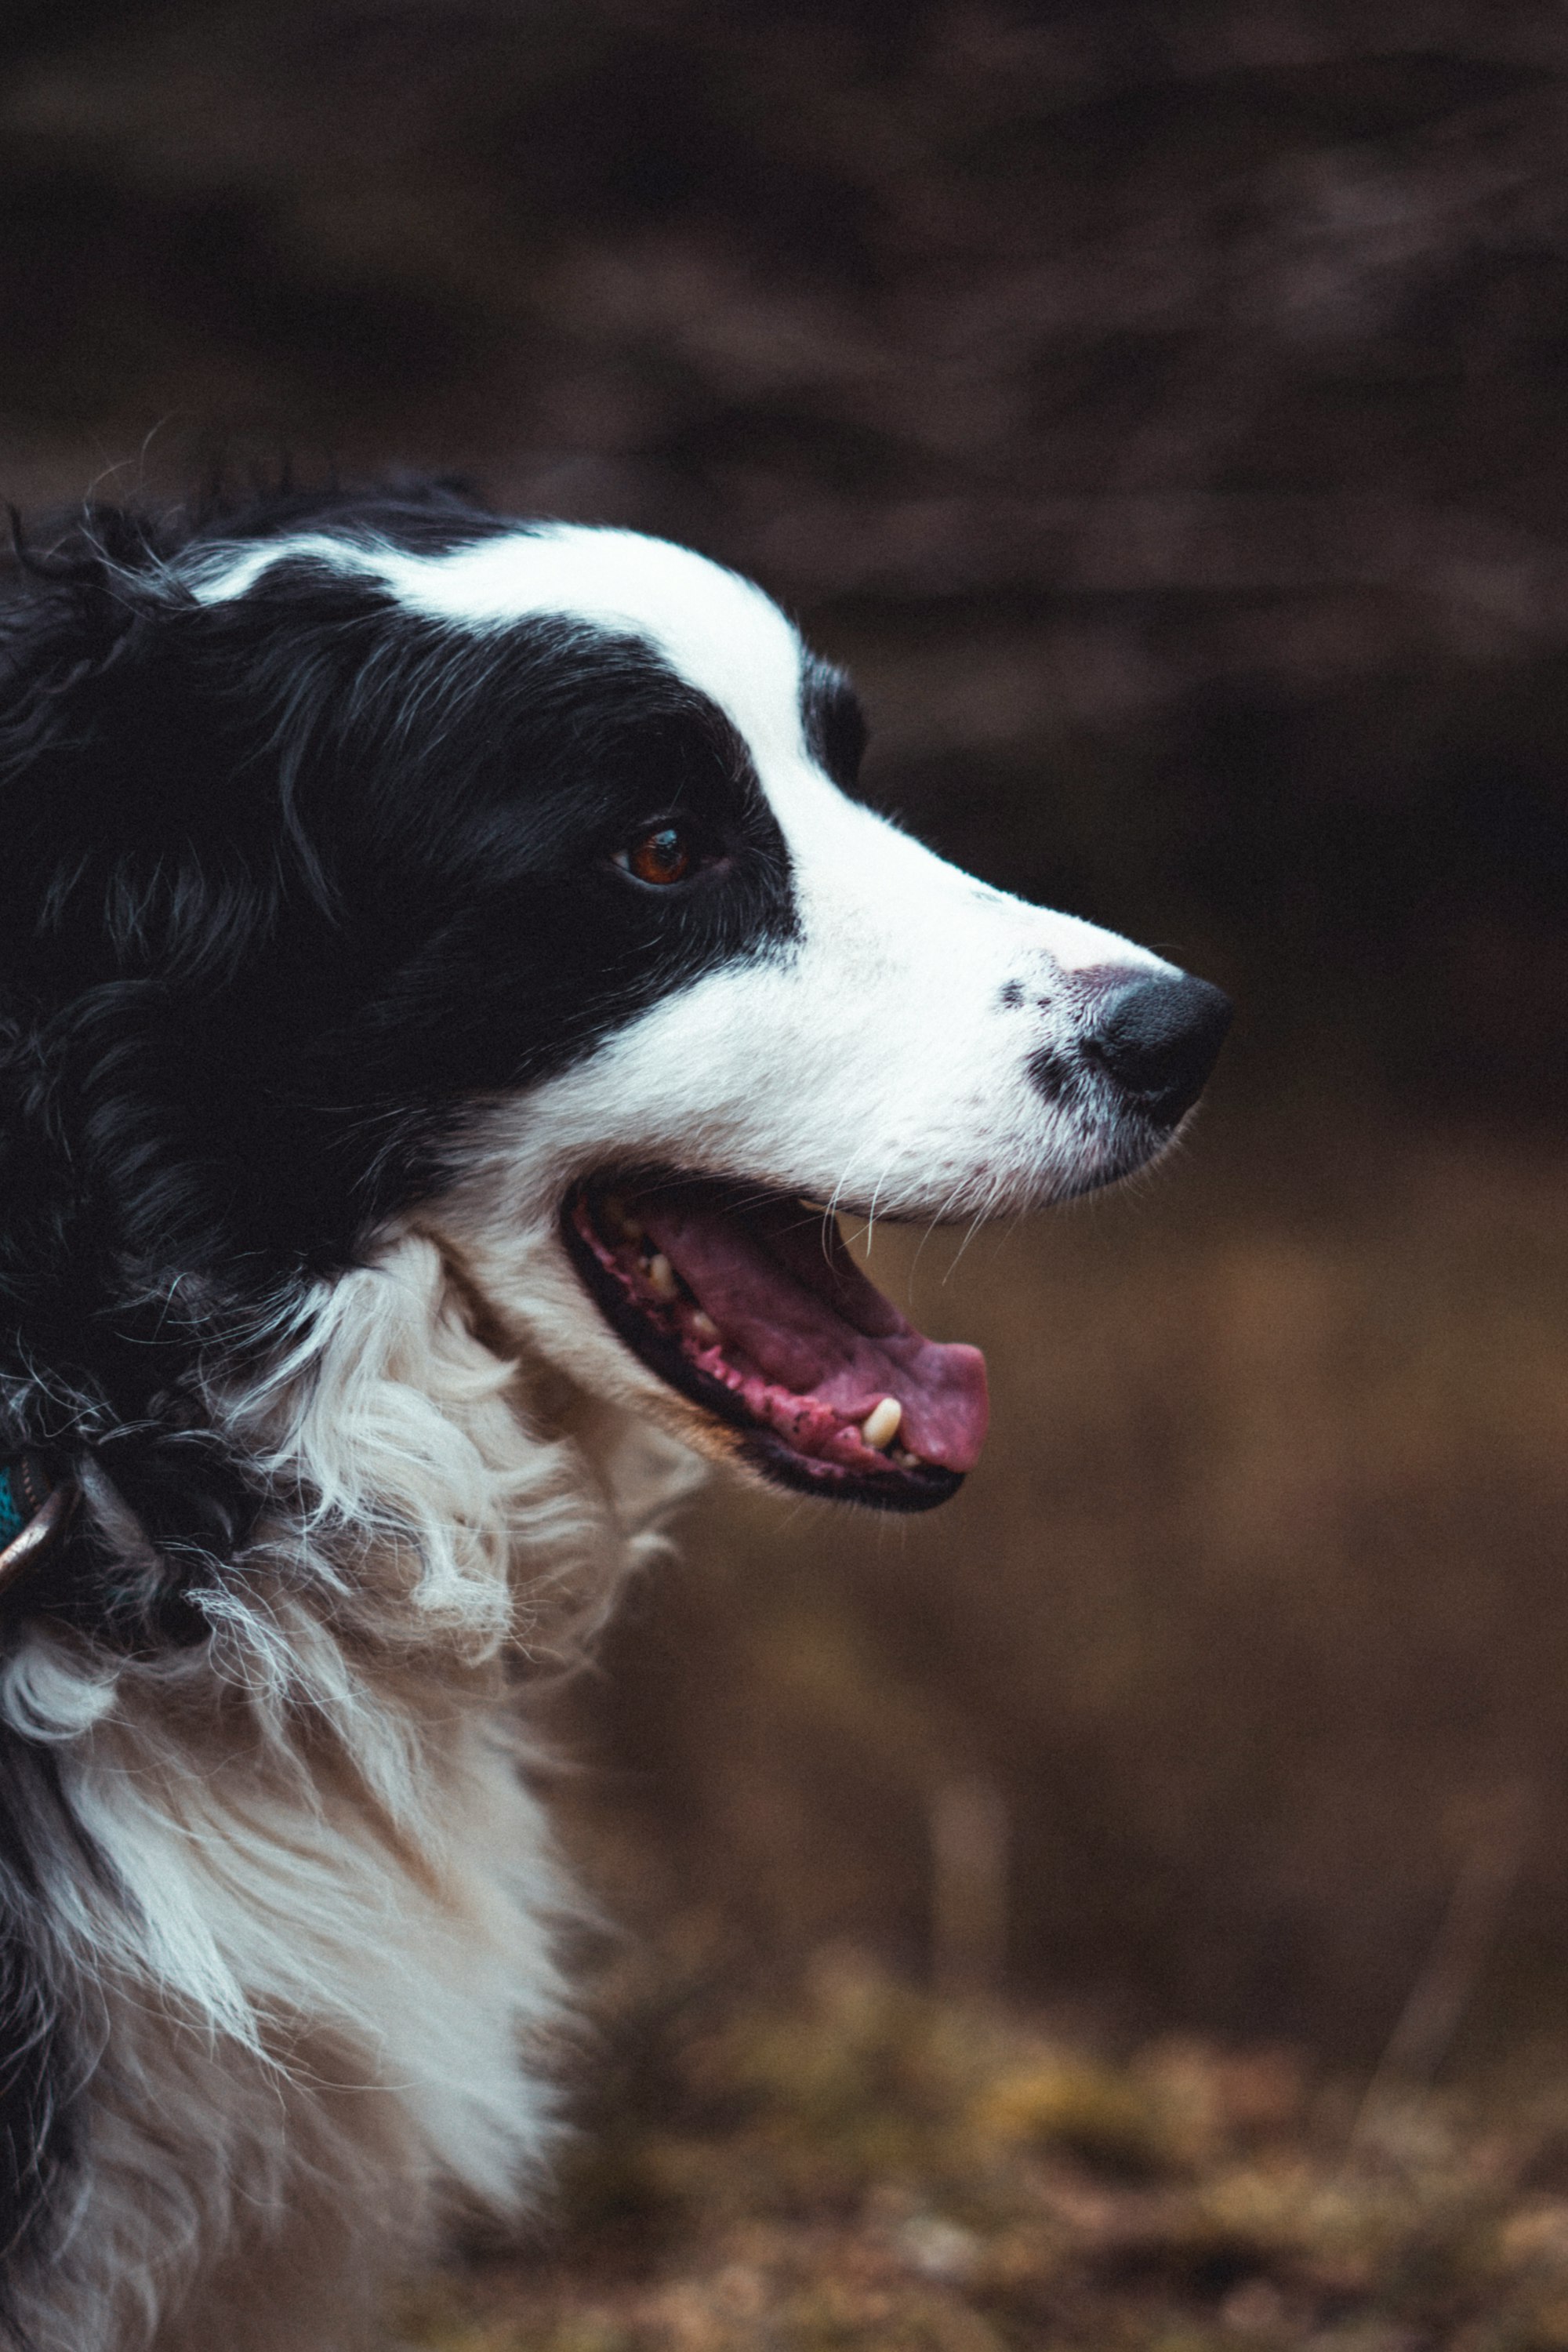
[560,1178,964,1515]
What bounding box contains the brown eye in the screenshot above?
[624,825,692,886]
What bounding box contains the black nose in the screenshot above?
[1082,972,1232,1124]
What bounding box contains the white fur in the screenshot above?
[2,1233,698,2351]
[7,522,1174,2349]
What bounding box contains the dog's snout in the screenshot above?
[1081,971,1232,1124]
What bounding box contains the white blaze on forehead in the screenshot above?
[192,524,811,768]
[191,519,1166,994]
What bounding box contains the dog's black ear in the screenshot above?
[1,506,318,993]
[7,498,169,624]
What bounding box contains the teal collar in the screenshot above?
[0,1455,76,1594]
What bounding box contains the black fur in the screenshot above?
[0,483,799,1632]
[0,481,809,2283]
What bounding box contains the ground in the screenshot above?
[399,1950,1568,2352]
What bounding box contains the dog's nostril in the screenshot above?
[1081,971,1232,1124]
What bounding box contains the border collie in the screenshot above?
[0,481,1228,2350]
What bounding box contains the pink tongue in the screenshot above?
[637,1188,989,1475]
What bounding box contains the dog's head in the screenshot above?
[0,485,1227,1555]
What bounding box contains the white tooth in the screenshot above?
[892,1446,920,1469]
[860,1396,902,1451]
[646,1252,678,1302]
[689,1310,719,1345]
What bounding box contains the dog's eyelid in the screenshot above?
[610,810,714,853]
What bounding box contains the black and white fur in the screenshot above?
[0,483,1225,2350]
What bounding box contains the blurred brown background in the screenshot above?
[6,0,1568,2072]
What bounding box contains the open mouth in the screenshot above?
[562,1174,989,1512]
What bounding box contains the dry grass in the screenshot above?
[399,1948,1568,2352]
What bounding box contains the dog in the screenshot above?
[0,480,1229,2350]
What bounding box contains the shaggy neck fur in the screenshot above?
[0,1229,698,2352]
